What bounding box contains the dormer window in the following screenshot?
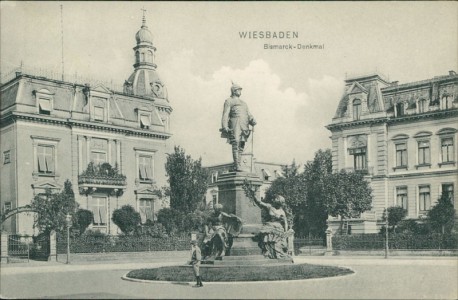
[136,107,153,129]
[94,106,105,121]
[262,169,271,180]
[39,98,51,115]
[34,89,54,115]
[352,99,361,120]
[140,114,151,129]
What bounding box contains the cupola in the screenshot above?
[124,11,168,100]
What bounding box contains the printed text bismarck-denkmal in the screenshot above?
[264,43,325,50]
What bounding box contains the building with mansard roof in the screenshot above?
[0,16,172,235]
[326,71,458,234]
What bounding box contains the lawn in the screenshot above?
[126,263,353,282]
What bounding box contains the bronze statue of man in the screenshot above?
[220,83,256,171]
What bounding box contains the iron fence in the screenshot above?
[7,234,32,262]
[293,236,326,255]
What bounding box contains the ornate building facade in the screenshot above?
[326,71,458,234]
[0,16,172,235]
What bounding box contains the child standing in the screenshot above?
[190,240,203,287]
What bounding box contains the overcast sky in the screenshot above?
[1,1,457,167]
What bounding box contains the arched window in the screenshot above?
[352,99,361,120]
[135,51,140,64]
[141,52,145,62]
[147,50,153,63]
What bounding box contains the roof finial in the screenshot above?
[141,7,147,27]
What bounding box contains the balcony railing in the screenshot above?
[78,162,126,194]
[78,175,126,186]
[343,166,374,175]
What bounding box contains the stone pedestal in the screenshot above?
[217,171,262,257]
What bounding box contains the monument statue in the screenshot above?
[251,195,294,259]
[220,83,256,171]
[203,204,243,259]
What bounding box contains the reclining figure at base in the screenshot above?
[203,204,242,260]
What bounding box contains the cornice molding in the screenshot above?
[0,111,172,140]
[327,109,458,131]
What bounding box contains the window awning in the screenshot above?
[39,98,51,111]
[140,114,151,127]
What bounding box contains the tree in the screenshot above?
[322,170,372,234]
[428,194,456,234]
[156,207,185,235]
[74,209,94,235]
[301,149,332,237]
[111,205,141,235]
[382,206,407,233]
[165,146,208,213]
[31,180,79,235]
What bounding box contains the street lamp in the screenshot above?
[65,214,72,264]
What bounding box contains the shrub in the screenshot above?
[382,206,407,233]
[112,205,141,235]
[73,209,93,235]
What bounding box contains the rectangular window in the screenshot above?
[94,106,104,121]
[3,150,11,164]
[418,140,430,165]
[138,155,153,181]
[396,186,408,210]
[211,172,218,183]
[3,201,12,212]
[140,114,151,129]
[90,197,107,226]
[442,183,454,201]
[395,143,407,167]
[37,145,54,174]
[419,185,431,211]
[139,199,154,223]
[91,151,107,166]
[441,138,454,163]
[39,98,51,115]
[418,100,427,113]
[349,147,366,171]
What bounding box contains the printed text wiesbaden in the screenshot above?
[239,31,299,39]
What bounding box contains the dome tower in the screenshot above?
[124,11,167,100]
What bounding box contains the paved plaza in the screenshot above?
[1,255,457,299]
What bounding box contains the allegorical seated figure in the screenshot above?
[203,204,242,260]
[252,195,294,259]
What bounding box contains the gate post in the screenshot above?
[325,227,333,256]
[49,230,57,262]
[1,232,8,264]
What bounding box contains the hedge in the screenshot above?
[56,234,190,254]
[333,233,458,250]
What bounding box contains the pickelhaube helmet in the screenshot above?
[231,82,242,93]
